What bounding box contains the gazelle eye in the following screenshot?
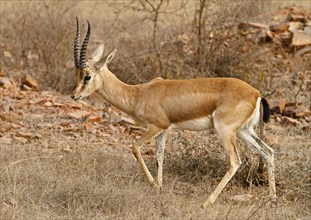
[84,75,91,82]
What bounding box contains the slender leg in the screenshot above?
[132,125,164,189]
[202,130,242,208]
[238,128,276,200]
[156,131,166,188]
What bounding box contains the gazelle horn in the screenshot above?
[74,17,80,69]
[79,20,91,69]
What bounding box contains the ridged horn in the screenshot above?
[79,20,91,69]
[74,17,80,69]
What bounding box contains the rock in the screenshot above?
[292,32,311,46]
[0,77,15,89]
[22,74,39,91]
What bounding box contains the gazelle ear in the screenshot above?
[104,49,117,66]
[90,44,105,63]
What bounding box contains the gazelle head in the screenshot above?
[71,18,117,100]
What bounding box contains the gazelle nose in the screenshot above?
[71,95,75,99]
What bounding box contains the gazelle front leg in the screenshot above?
[156,131,166,189]
[132,125,164,190]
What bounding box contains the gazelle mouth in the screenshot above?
[71,95,82,100]
[71,95,91,101]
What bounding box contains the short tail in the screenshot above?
[261,98,270,123]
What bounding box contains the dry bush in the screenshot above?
[1,0,270,90]
[0,1,79,92]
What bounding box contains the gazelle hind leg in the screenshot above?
[238,128,276,200]
[202,128,242,208]
[156,131,166,188]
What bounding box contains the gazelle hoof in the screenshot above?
[270,197,277,207]
[151,182,160,191]
[201,200,213,209]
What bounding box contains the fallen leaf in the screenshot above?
[282,116,302,126]
[15,131,32,139]
[60,121,70,127]
[84,121,93,131]
[0,136,12,144]
[13,136,28,143]
[3,196,18,207]
[279,99,286,113]
[88,115,102,123]
[44,101,53,107]
[231,194,254,202]
[67,110,91,120]
[3,51,12,59]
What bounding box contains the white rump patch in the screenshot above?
[242,97,261,129]
[172,116,214,131]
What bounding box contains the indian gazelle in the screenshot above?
[71,18,276,208]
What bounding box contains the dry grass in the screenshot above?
[1,125,310,219]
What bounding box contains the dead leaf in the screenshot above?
[13,136,28,143]
[3,196,18,207]
[279,99,286,113]
[288,22,302,33]
[239,21,269,29]
[231,194,254,202]
[84,122,94,131]
[67,110,91,120]
[2,97,11,113]
[63,126,80,132]
[294,46,311,57]
[3,51,12,59]
[0,69,6,76]
[44,101,53,107]
[270,23,289,32]
[15,131,33,139]
[53,102,65,107]
[60,121,70,127]
[282,116,302,126]
[88,115,102,123]
[0,136,12,144]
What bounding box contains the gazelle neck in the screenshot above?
[97,66,138,116]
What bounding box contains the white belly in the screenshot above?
[172,116,214,131]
